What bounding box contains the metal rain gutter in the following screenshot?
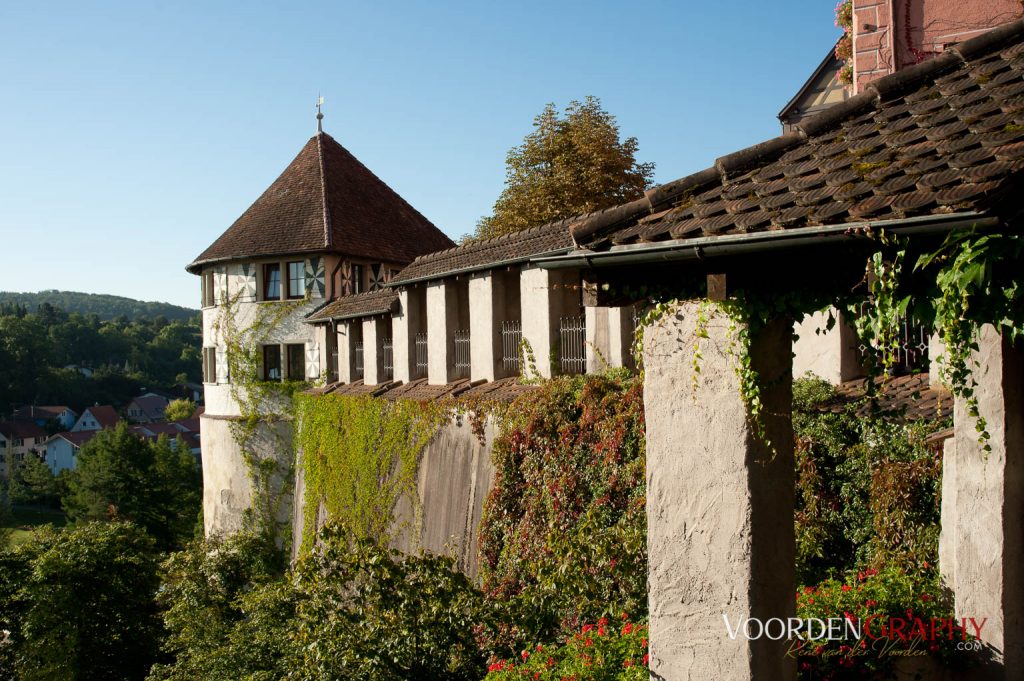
[532,212,999,270]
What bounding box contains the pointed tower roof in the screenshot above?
[187,133,454,272]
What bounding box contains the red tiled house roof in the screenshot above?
[187,132,455,272]
[0,421,47,440]
[307,289,399,322]
[388,219,576,286]
[552,21,1024,254]
[82,405,120,429]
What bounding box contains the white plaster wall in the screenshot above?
[201,414,294,537]
[469,274,499,382]
[792,309,863,384]
[951,325,1024,676]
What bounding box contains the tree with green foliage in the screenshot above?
[292,524,487,681]
[150,530,290,681]
[164,398,197,422]
[0,522,161,680]
[153,523,486,681]
[475,96,655,240]
[0,290,197,321]
[8,455,60,507]
[63,423,201,550]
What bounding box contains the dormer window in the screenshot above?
[264,264,281,300]
[287,261,305,299]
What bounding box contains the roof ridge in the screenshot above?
[316,133,333,249]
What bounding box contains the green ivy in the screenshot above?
[293,393,447,554]
[211,291,313,540]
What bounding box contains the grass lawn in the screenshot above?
[4,505,66,548]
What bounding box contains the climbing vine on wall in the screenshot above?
[212,291,313,539]
[848,229,1024,450]
[293,393,448,554]
[624,226,1021,453]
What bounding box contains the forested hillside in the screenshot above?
[0,302,201,412]
[0,290,197,321]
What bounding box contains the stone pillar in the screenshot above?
[792,309,863,384]
[643,301,795,681]
[393,289,417,384]
[585,306,610,374]
[427,281,458,385]
[336,323,356,384]
[939,436,957,590]
[469,272,502,382]
[520,267,559,379]
[951,325,1024,679]
[608,305,637,370]
[362,318,386,386]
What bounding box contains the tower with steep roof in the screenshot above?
[187,113,454,536]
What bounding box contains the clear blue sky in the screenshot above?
[0,1,839,309]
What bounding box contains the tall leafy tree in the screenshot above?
[475,96,655,240]
[8,455,60,507]
[0,522,161,680]
[63,424,201,550]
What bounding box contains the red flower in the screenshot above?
[521,650,530,661]
[621,612,629,621]
[641,638,647,647]
[842,584,851,592]
[623,623,634,634]
[623,660,632,668]
[642,653,649,665]
[584,638,593,647]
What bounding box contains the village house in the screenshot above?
[0,421,47,479]
[10,405,78,431]
[44,430,97,475]
[126,393,170,423]
[70,405,120,432]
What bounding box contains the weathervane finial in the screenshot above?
[316,94,324,134]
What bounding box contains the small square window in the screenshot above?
[287,261,305,299]
[263,345,282,381]
[287,344,305,381]
[264,264,281,300]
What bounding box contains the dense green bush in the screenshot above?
[794,565,968,679]
[152,523,488,681]
[149,530,290,680]
[793,376,945,583]
[0,522,162,680]
[292,523,486,680]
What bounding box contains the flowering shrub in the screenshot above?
[479,373,646,656]
[484,614,649,681]
[835,0,854,84]
[795,565,970,680]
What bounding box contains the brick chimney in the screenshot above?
[852,0,1023,93]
